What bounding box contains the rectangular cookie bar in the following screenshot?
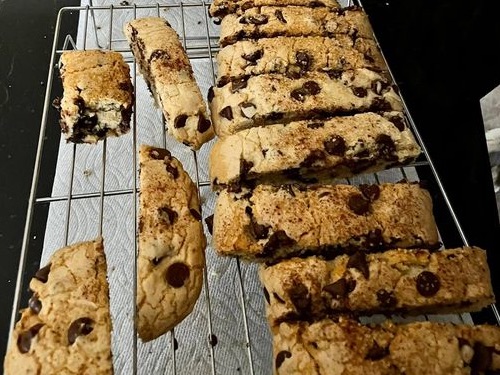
[210,69,402,137]
[209,112,420,190]
[273,317,500,375]
[210,0,339,18]
[4,238,113,374]
[219,6,373,47]
[57,50,133,144]
[260,247,494,325]
[213,183,439,261]
[138,144,206,341]
[216,36,386,86]
[124,17,214,150]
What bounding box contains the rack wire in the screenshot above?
[8,1,500,374]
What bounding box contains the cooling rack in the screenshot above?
[8,0,500,374]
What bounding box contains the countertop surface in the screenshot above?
[1,0,500,363]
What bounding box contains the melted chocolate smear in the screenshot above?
[242,49,263,64]
[166,262,190,288]
[365,342,389,361]
[34,264,51,283]
[68,318,94,345]
[301,149,326,168]
[262,230,296,255]
[165,163,179,179]
[470,343,493,374]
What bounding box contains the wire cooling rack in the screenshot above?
[8,0,500,374]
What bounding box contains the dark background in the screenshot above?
[1,0,500,364]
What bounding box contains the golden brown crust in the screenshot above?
[124,17,214,150]
[59,50,133,144]
[213,183,439,261]
[273,318,500,375]
[4,238,113,375]
[260,247,495,325]
[209,112,420,188]
[219,6,373,47]
[138,144,206,342]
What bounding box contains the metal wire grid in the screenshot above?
[8,0,500,374]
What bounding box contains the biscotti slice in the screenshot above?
[210,69,402,137]
[57,50,133,144]
[216,36,386,86]
[219,6,373,47]
[209,112,420,190]
[124,17,214,150]
[260,247,494,325]
[4,238,113,375]
[273,317,500,375]
[213,183,439,261]
[138,144,206,341]
[210,0,339,18]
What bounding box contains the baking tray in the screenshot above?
[8,1,500,374]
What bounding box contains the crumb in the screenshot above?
[83,169,92,177]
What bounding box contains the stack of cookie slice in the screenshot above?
[207,1,500,374]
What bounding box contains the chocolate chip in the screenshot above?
[365,342,389,360]
[205,215,214,235]
[359,184,380,201]
[470,343,493,374]
[376,289,397,308]
[376,134,397,161]
[273,292,286,304]
[275,9,287,23]
[289,282,310,313]
[309,0,325,5]
[307,122,324,129]
[29,295,42,314]
[371,97,392,111]
[209,334,218,347]
[68,318,94,345]
[389,116,406,131]
[165,163,179,179]
[303,81,321,95]
[323,278,356,298]
[17,324,44,353]
[352,87,368,97]
[149,147,171,160]
[74,97,85,114]
[240,102,257,118]
[190,208,202,221]
[232,77,249,92]
[240,1,253,11]
[152,257,163,265]
[263,287,271,304]
[166,262,190,288]
[219,106,233,120]
[267,112,284,121]
[158,206,178,225]
[250,221,270,240]
[246,14,268,25]
[371,80,390,95]
[348,193,370,215]
[301,149,325,168]
[323,69,343,79]
[416,271,440,297]
[296,51,311,71]
[207,86,214,102]
[276,350,292,369]
[34,264,51,283]
[240,159,254,179]
[324,135,346,156]
[118,81,131,91]
[263,230,295,254]
[458,338,470,348]
[290,87,308,102]
[347,251,370,279]
[242,49,263,64]
[174,114,188,128]
[197,115,211,133]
